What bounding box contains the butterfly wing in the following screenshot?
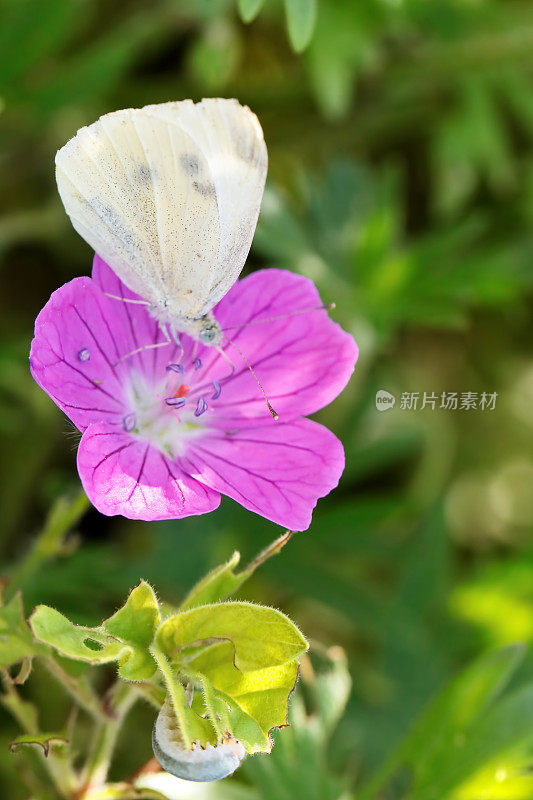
[55,108,221,317]
[146,98,267,316]
[55,98,267,319]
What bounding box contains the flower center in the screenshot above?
[121,356,224,459]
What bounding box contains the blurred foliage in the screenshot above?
[1,0,533,797]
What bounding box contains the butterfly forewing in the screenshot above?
[55,98,267,321]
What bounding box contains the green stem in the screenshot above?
[0,683,55,799]
[6,490,89,601]
[132,680,165,709]
[242,529,294,577]
[80,681,138,797]
[1,670,77,799]
[43,655,109,722]
[149,644,192,749]
[187,668,224,739]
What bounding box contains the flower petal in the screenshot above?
[178,418,344,530]
[77,423,221,521]
[199,269,358,426]
[29,277,129,430]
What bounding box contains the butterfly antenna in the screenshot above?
[218,339,279,421]
[221,302,336,332]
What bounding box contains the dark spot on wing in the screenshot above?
[180,153,216,195]
[228,124,254,163]
[88,198,145,260]
[92,201,135,247]
[192,180,216,198]
[138,164,151,182]
[180,153,200,176]
[234,135,252,163]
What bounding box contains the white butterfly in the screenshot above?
[55,98,267,347]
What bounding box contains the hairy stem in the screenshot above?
[243,529,294,576]
[6,491,89,601]
[149,645,192,749]
[132,680,165,710]
[1,670,77,799]
[80,681,138,797]
[43,655,109,722]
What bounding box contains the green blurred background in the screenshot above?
[1,0,533,797]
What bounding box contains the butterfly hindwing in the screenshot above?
[147,98,267,315]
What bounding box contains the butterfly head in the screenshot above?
[198,316,222,345]
[168,311,223,347]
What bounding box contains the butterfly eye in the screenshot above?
[198,318,221,345]
[152,697,245,782]
[199,328,217,343]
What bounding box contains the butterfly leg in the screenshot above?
[103,292,149,305]
[169,323,184,364]
[114,323,172,365]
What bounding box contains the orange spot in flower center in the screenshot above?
[173,384,190,398]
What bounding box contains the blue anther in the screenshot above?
[211,380,221,400]
[193,358,202,371]
[194,397,208,417]
[165,397,187,409]
[78,348,90,362]
[122,412,136,432]
[166,363,184,374]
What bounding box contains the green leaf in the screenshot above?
[30,606,125,665]
[284,0,317,52]
[242,648,352,799]
[9,732,68,757]
[238,0,266,24]
[405,644,525,754]
[309,647,352,739]
[452,734,533,800]
[187,640,300,752]
[30,582,160,680]
[190,641,298,733]
[153,599,306,753]
[201,675,270,752]
[181,535,294,610]
[0,592,47,667]
[157,601,308,672]
[408,682,533,800]
[359,645,528,800]
[180,552,247,610]
[150,645,218,749]
[102,581,160,680]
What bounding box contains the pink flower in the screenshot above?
[29,256,357,530]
